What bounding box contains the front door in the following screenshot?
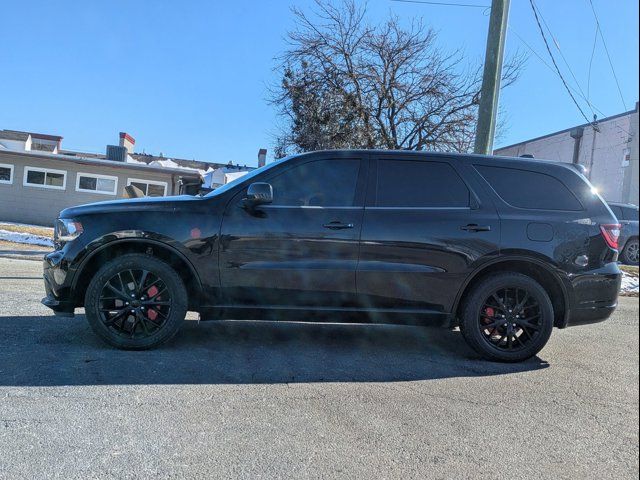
[219,155,367,307]
[357,155,501,315]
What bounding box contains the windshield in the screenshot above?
[205,155,294,197]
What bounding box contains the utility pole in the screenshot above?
[474,0,511,154]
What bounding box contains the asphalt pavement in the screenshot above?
[0,257,638,479]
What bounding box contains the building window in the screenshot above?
[76,172,118,195]
[23,166,66,190]
[127,178,167,197]
[0,163,13,184]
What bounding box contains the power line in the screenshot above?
[528,0,594,126]
[586,25,598,103]
[390,0,488,8]
[509,24,631,138]
[586,0,627,110]
[531,0,595,117]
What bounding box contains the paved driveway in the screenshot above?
[0,257,638,479]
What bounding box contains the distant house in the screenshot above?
[494,103,639,205]
[202,164,252,189]
[0,130,205,226]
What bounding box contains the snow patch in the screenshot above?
[0,229,53,247]
[620,269,639,296]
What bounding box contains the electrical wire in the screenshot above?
[586,0,627,110]
[528,0,594,126]
[510,24,633,138]
[586,25,598,104]
[531,0,595,117]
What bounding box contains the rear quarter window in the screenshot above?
[475,165,583,211]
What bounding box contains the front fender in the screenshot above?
[69,232,203,294]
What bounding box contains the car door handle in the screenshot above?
[323,222,355,230]
[461,224,491,232]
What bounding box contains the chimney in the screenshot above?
[119,132,135,154]
[258,148,267,167]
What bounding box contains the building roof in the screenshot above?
[0,129,63,142]
[0,130,30,141]
[0,148,202,178]
[495,105,638,152]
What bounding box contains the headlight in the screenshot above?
[55,218,84,243]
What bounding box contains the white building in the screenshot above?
[494,103,639,205]
[202,165,251,189]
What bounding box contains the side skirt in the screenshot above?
[199,305,453,328]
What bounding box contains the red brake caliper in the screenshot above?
[146,285,159,321]
[482,307,495,325]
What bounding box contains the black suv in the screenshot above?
[42,151,622,362]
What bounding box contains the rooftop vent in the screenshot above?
[106,145,127,162]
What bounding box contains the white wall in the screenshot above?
[495,110,638,204]
[0,137,31,151]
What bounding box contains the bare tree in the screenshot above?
[272,0,524,156]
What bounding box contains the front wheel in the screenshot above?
[459,272,554,362]
[84,253,188,350]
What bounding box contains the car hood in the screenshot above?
[59,195,205,218]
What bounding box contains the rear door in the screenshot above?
[356,155,501,314]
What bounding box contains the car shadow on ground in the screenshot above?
[0,315,548,386]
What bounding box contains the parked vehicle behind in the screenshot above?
[607,202,639,265]
[42,151,622,362]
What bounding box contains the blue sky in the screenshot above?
[1,0,637,166]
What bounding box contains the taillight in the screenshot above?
[599,224,621,249]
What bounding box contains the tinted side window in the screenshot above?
[476,165,583,211]
[609,205,624,220]
[622,206,639,221]
[268,159,360,207]
[376,160,470,207]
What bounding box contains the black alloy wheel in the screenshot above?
[85,253,187,350]
[99,269,172,339]
[478,287,542,352]
[459,272,554,362]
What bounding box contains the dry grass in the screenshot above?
[620,264,639,275]
[0,223,53,238]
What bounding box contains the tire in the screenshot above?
[621,238,639,265]
[84,253,188,350]
[459,272,554,362]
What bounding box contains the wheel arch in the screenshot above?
[453,256,570,328]
[72,238,203,310]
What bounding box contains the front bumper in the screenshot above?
[42,250,76,317]
[41,293,75,317]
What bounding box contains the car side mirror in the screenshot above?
[243,182,273,209]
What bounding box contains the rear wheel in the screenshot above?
[621,238,639,265]
[84,253,187,350]
[459,272,554,362]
